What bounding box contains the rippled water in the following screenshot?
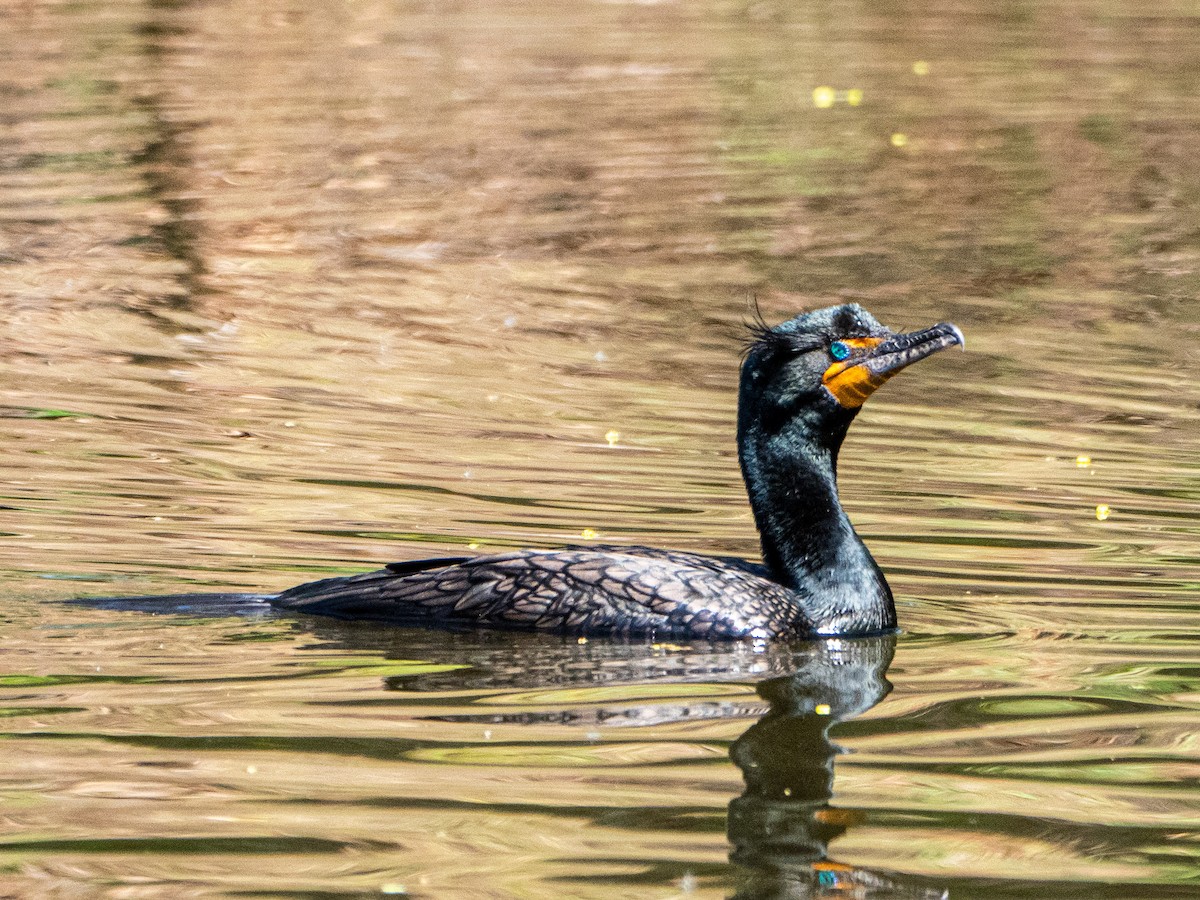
[2,0,1199,897]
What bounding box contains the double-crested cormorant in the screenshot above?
[92,304,961,638]
[264,303,963,639]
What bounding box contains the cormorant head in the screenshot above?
[739,304,964,451]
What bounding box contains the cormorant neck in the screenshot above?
[737,401,894,634]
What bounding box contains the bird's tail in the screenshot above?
[71,592,279,618]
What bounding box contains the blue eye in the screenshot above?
[830,341,851,361]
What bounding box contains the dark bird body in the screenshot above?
[102,305,964,640]
[274,547,817,639]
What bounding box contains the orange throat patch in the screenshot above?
[821,337,888,408]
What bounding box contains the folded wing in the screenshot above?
[272,548,808,639]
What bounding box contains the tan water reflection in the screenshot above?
[2,0,1200,896]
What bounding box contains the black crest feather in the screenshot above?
[743,300,826,359]
[742,295,778,358]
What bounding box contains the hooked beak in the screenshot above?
[822,322,965,409]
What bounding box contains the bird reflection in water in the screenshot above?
[728,635,945,899]
[297,622,946,898]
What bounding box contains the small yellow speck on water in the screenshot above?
[246,765,257,774]
[783,787,793,797]
[581,528,599,539]
[605,429,620,446]
[846,88,864,106]
[890,133,908,148]
[1076,455,1091,467]
[380,885,407,896]
[913,60,930,76]
[283,421,297,428]
[468,542,479,550]
[577,636,588,644]
[812,85,836,108]
[1096,504,1111,521]
[815,704,831,716]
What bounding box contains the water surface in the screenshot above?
[2,0,1198,897]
